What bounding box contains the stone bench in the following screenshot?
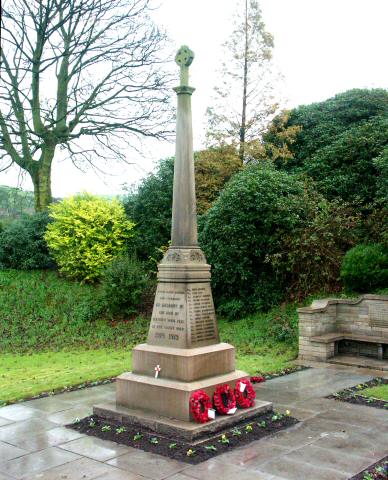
[298,295,388,362]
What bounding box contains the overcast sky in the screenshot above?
[1,0,388,197]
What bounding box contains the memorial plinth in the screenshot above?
[94,46,272,433]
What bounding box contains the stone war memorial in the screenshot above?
[94,46,272,439]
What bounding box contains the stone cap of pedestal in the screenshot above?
[157,263,211,283]
[132,342,235,382]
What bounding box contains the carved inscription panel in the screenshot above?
[148,288,187,347]
[147,283,219,348]
[187,284,218,346]
[369,303,388,328]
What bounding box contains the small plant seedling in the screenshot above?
[101,425,111,432]
[169,442,177,449]
[272,412,283,421]
[356,384,364,390]
[258,420,266,428]
[88,420,96,428]
[204,445,217,452]
[245,424,253,433]
[219,434,229,444]
[115,426,126,434]
[133,432,143,441]
[232,427,242,436]
[285,409,291,416]
[186,448,196,457]
[362,473,373,480]
[149,437,159,444]
[73,417,80,424]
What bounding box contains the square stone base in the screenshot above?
[115,370,249,422]
[93,399,273,442]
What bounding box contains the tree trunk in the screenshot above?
[239,0,249,165]
[30,146,55,211]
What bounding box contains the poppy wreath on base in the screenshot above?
[189,390,213,423]
[235,379,256,408]
[251,375,265,384]
[213,384,236,415]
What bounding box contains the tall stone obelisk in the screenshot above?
[147,46,219,349]
[95,47,271,430]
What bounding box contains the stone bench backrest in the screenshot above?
[298,295,388,340]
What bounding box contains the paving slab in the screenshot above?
[282,443,372,476]
[58,436,132,462]
[0,474,14,480]
[0,418,13,428]
[24,397,74,414]
[94,469,149,480]
[47,406,93,425]
[8,426,85,452]
[0,405,45,422]
[218,439,290,467]
[182,459,276,480]
[257,455,349,480]
[0,419,58,445]
[315,428,388,460]
[0,442,28,462]
[24,457,128,480]
[0,447,80,479]
[106,451,187,480]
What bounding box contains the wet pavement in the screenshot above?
[0,364,387,479]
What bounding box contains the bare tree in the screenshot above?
[0,0,172,210]
[206,0,279,164]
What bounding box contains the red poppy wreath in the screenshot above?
[235,379,256,408]
[189,390,213,423]
[213,384,236,415]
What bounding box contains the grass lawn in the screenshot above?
[361,384,388,401]
[0,349,131,405]
[0,269,298,405]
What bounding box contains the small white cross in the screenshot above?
[154,365,161,379]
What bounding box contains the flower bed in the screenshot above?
[327,378,388,410]
[349,455,387,480]
[68,411,298,464]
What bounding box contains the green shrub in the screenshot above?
[340,244,388,292]
[273,199,360,299]
[0,212,53,270]
[101,256,150,316]
[200,164,310,316]
[302,117,388,205]
[124,158,173,262]
[124,149,240,262]
[45,193,134,282]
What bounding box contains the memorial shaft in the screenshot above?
[171,85,197,246]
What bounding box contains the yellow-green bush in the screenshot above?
[45,193,134,282]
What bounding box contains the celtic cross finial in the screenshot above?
[175,45,194,87]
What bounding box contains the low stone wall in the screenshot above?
[298,295,388,361]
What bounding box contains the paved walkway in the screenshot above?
[0,364,387,480]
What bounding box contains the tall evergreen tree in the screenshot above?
[206,0,278,163]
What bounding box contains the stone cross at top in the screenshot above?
[175,45,194,87]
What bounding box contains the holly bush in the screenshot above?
[45,193,134,282]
